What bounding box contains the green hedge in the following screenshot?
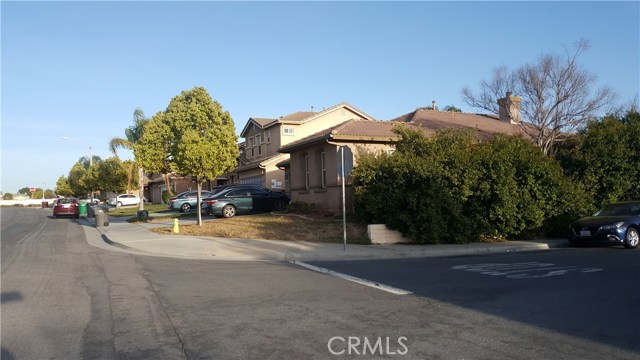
[352,127,585,244]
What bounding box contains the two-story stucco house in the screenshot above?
[277,93,529,212]
[228,102,376,191]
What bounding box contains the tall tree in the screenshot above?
[55,176,74,197]
[135,111,175,202]
[556,108,640,208]
[138,87,239,225]
[462,39,614,155]
[68,162,88,196]
[109,108,149,210]
[83,157,128,194]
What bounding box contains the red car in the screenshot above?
[53,198,80,219]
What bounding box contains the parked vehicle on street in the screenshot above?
[79,196,100,204]
[108,194,141,207]
[168,190,212,213]
[52,198,80,219]
[569,201,640,249]
[203,185,290,218]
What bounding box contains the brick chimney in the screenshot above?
[497,91,521,124]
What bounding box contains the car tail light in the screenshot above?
[170,199,176,203]
[205,200,218,205]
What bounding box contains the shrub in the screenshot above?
[288,201,318,214]
[353,128,586,243]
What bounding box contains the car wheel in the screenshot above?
[181,203,191,213]
[624,227,639,249]
[273,199,286,211]
[74,214,80,219]
[117,201,123,207]
[222,204,236,218]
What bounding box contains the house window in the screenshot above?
[255,134,262,155]
[303,154,310,190]
[265,130,271,143]
[320,152,327,188]
[283,127,295,136]
[251,147,255,157]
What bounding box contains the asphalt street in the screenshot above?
[2,207,639,360]
[310,248,640,353]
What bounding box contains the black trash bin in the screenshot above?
[137,210,149,223]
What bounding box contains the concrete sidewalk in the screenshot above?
[81,215,569,261]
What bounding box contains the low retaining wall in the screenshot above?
[0,199,58,207]
[367,224,411,244]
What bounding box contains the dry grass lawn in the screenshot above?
[149,213,370,244]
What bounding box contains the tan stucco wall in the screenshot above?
[288,142,395,212]
[242,106,369,163]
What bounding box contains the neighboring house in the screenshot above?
[146,172,221,204]
[390,94,527,140]
[278,93,530,212]
[227,102,377,191]
[278,119,408,212]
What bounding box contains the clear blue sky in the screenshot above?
[2,1,639,194]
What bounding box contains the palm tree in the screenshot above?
[109,108,149,210]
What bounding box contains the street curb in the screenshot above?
[81,216,570,262]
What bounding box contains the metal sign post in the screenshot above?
[341,146,347,251]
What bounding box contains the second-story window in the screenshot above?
[265,130,271,143]
[255,134,262,155]
[283,127,295,136]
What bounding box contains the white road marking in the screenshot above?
[291,261,413,295]
[452,262,603,279]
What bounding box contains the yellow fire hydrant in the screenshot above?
[173,218,180,234]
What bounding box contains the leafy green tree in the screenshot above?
[55,176,74,197]
[32,189,55,199]
[109,108,149,210]
[137,87,239,225]
[17,187,30,195]
[3,193,13,200]
[556,108,640,209]
[136,111,176,198]
[167,87,239,225]
[82,157,128,194]
[443,105,462,112]
[68,162,88,196]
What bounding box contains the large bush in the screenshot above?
[556,109,640,210]
[352,127,583,243]
[468,135,587,239]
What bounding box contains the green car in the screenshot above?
[168,190,212,213]
[203,186,290,218]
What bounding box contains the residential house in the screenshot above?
[228,102,377,191]
[278,119,408,212]
[391,95,526,140]
[146,172,221,204]
[278,93,529,212]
